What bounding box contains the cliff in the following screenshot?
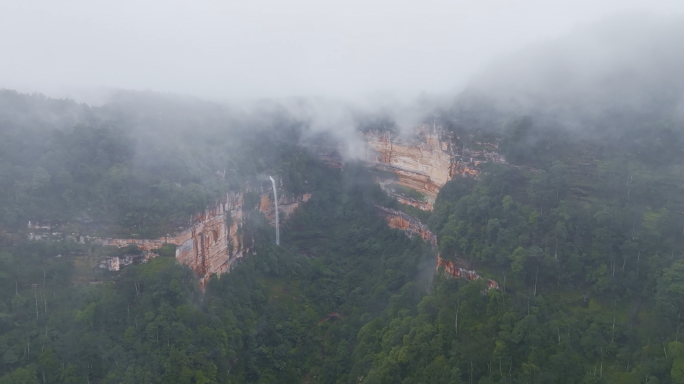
[374,205,436,246]
[363,125,504,210]
[364,126,454,203]
[100,188,312,289]
[100,192,246,289]
[259,192,312,225]
[174,192,246,288]
[375,204,498,290]
[436,255,499,290]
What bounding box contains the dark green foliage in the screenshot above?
[0,90,308,237]
[5,84,684,383]
[0,163,435,383]
[351,105,684,382]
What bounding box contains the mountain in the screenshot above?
[3,15,684,384]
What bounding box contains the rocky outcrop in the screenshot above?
[99,253,152,271]
[174,192,245,288]
[364,126,454,203]
[374,205,436,246]
[260,192,312,225]
[436,255,499,289]
[377,181,434,210]
[364,125,504,210]
[100,192,246,289]
[100,188,312,289]
[375,205,498,290]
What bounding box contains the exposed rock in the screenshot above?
[98,253,151,271]
[363,125,505,210]
[377,181,433,210]
[27,221,53,230]
[259,192,312,225]
[364,126,454,203]
[436,255,499,290]
[174,192,245,289]
[375,204,498,290]
[99,190,311,289]
[100,192,246,289]
[374,205,436,246]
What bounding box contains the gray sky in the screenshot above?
[1,0,683,103]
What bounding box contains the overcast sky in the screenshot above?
[1,0,683,103]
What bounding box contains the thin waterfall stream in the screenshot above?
[269,176,280,245]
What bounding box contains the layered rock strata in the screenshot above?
[436,255,499,290]
[174,192,245,288]
[374,205,436,246]
[377,181,434,211]
[364,125,504,210]
[364,126,454,203]
[259,192,312,225]
[376,205,498,290]
[100,192,246,289]
[100,189,312,289]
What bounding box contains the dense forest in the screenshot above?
[3,17,684,383]
[3,88,684,383]
[0,90,305,237]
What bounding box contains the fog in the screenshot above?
[2,0,683,104]
[466,14,684,116]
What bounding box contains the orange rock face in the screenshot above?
[375,205,436,246]
[375,205,499,290]
[259,192,311,225]
[101,192,246,289]
[436,255,499,289]
[174,192,245,288]
[101,190,312,289]
[364,126,454,204]
[364,126,505,211]
[395,195,433,211]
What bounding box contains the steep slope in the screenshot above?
[363,125,503,210]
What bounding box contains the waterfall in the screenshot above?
[269,176,280,245]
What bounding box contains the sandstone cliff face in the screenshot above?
[375,205,498,290]
[259,192,311,225]
[375,205,436,246]
[101,192,246,289]
[364,125,504,210]
[364,126,453,203]
[436,255,499,289]
[174,192,245,288]
[101,189,312,289]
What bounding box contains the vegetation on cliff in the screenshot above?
[3,17,684,381]
[0,163,437,383]
[0,90,306,237]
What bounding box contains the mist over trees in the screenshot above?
[4,13,684,384]
[0,90,309,237]
[449,15,684,137]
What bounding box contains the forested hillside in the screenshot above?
[0,90,304,237]
[3,16,684,384]
[0,162,439,384]
[347,17,684,384]
[5,85,684,383]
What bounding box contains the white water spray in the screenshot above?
[269,176,280,245]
